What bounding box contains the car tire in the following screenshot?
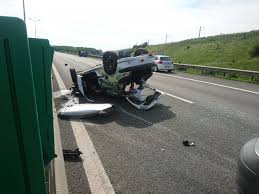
[154,65,158,72]
[168,70,172,73]
[70,68,77,87]
[103,51,118,75]
[134,48,149,57]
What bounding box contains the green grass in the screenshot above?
[176,68,259,84]
[147,30,259,71]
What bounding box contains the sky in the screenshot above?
[1,0,259,51]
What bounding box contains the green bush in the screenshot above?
[249,44,259,58]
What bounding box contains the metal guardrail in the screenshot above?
[173,63,259,80]
[65,52,259,81]
[88,54,102,59]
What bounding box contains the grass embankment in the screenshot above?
[147,30,259,83]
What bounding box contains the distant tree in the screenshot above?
[132,42,149,50]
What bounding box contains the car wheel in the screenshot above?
[134,48,149,56]
[168,70,172,73]
[154,65,158,72]
[70,68,78,87]
[103,51,118,75]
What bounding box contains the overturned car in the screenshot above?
[70,49,163,110]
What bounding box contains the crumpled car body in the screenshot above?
[70,49,163,110]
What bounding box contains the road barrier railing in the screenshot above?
[58,51,259,81]
[173,63,259,80]
[0,16,55,194]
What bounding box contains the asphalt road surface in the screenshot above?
[52,52,259,194]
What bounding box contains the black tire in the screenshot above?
[134,48,149,56]
[168,70,172,72]
[70,68,77,86]
[103,51,118,75]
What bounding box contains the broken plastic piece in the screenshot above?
[126,90,162,110]
[63,148,82,160]
[183,140,195,147]
[58,103,114,118]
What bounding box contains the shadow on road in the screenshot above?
[56,92,176,128]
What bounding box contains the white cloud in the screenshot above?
[0,0,259,50]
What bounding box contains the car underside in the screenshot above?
[69,49,163,110]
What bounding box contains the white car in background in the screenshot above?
[153,55,174,72]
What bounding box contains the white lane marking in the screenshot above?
[52,64,115,194]
[52,91,69,194]
[157,89,194,104]
[71,121,115,194]
[119,107,182,137]
[154,72,259,95]
[52,64,66,90]
[120,107,236,165]
[120,107,153,125]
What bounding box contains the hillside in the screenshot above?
[147,30,259,71]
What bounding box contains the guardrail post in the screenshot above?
[29,38,55,165]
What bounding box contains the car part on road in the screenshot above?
[69,49,163,110]
[237,137,259,194]
[126,89,162,110]
[103,51,118,75]
[63,148,82,160]
[183,140,195,147]
[70,68,78,87]
[58,103,114,118]
[53,89,72,99]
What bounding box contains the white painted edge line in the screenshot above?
[71,121,115,194]
[157,89,194,104]
[154,72,259,95]
[52,65,66,90]
[53,98,69,194]
[52,64,69,194]
[52,63,115,194]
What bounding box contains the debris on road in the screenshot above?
[53,89,72,99]
[183,140,195,147]
[58,103,114,118]
[54,89,114,118]
[63,148,82,160]
[69,49,163,110]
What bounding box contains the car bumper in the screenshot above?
[237,138,259,194]
[158,66,174,71]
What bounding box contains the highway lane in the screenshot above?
[53,52,259,194]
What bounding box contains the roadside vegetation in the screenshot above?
[147,30,259,71]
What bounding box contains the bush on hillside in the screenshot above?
[132,42,149,50]
[249,44,259,58]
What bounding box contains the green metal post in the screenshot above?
[0,16,47,194]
